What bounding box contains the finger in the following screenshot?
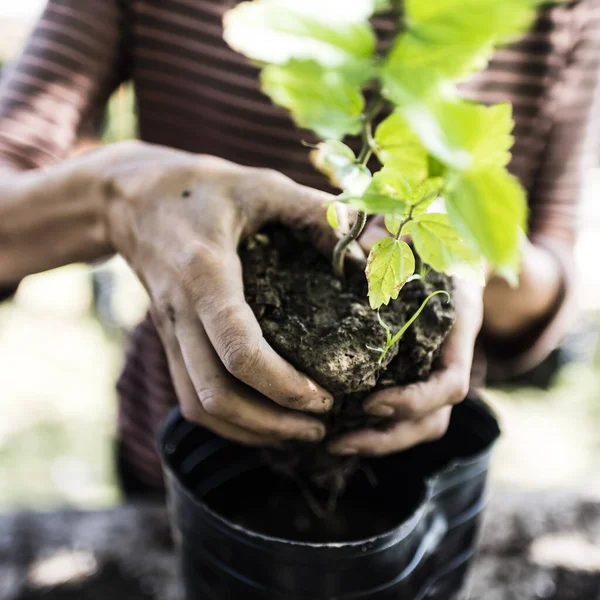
[328,407,452,456]
[363,366,469,420]
[363,280,482,419]
[175,313,327,442]
[155,319,282,447]
[184,248,334,413]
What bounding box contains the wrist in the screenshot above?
[0,161,113,284]
[483,238,563,337]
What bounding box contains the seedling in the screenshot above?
[224,0,538,357]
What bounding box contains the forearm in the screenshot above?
[483,237,564,338]
[0,159,113,285]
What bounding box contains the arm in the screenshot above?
[0,161,112,284]
[482,0,600,377]
[482,239,562,339]
[0,1,339,446]
[0,0,129,285]
[330,0,600,455]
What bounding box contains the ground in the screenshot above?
[1,490,600,600]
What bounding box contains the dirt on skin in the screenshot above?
[240,226,455,493]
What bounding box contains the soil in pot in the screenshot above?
[204,464,426,543]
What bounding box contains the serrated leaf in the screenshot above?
[343,166,411,215]
[409,213,484,283]
[385,214,403,235]
[223,0,377,69]
[467,103,514,168]
[445,167,527,277]
[366,238,415,309]
[261,60,365,139]
[382,0,537,101]
[327,203,341,230]
[396,99,515,172]
[374,111,429,182]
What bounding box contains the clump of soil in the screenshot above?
[240,226,455,493]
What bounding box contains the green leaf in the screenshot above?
[342,164,373,196]
[374,111,429,182]
[310,140,356,188]
[223,0,377,69]
[366,238,415,309]
[343,166,411,215]
[261,60,365,139]
[382,0,537,101]
[408,213,484,283]
[409,177,443,213]
[396,99,515,172]
[374,0,393,11]
[445,167,527,276]
[405,0,537,40]
[467,103,514,168]
[428,155,446,178]
[327,203,341,230]
[385,214,403,235]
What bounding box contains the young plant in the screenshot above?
[224,0,538,355]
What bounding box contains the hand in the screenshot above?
[94,142,340,447]
[328,218,484,457]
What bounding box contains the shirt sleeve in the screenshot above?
[0,0,130,171]
[483,0,600,380]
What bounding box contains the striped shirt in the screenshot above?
[0,0,599,493]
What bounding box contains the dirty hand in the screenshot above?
[97,142,339,447]
[328,218,484,457]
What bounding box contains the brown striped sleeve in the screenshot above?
[484,0,600,379]
[0,0,130,171]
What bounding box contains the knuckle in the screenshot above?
[180,402,204,424]
[449,371,470,405]
[427,412,451,441]
[177,241,206,281]
[400,390,422,419]
[199,389,233,419]
[220,332,261,379]
[233,167,289,205]
[254,167,290,187]
[177,242,223,296]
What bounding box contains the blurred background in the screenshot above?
[1,2,600,511]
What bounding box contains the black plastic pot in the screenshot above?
[159,393,500,600]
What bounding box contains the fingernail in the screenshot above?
[302,427,326,442]
[366,405,394,417]
[348,242,366,263]
[329,446,358,456]
[304,383,334,413]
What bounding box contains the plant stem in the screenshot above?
[333,210,368,278]
[332,95,384,279]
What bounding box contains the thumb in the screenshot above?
[261,174,364,261]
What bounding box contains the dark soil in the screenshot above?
[206,466,425,543]
[240,226,455,494]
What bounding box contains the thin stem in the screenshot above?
[395,215,411,240]
[332,95,384,279]
[333,210,368,278]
